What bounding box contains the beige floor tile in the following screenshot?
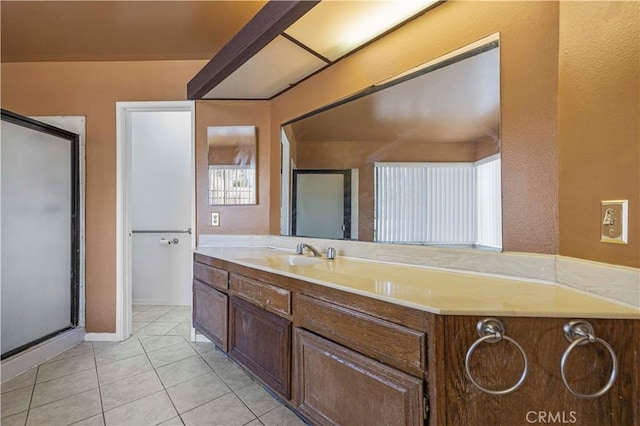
[70,413,106,425]
[205,356,254,390]
[259,406,306,426]
[189,341,216,354]
[26,388,102,426]
[47,342,94,363]
[145,305,176,313]
[200,348,227,365]
[0,410,28,426]
[2,367,37,393]
[157,310,191,323]
[166,371,231,414]
[1,387,32,418]
[235,382,282,417]
[244,419,264,426]
[36,353,95,383]
[132,321,151,333]
[132,305,152,314]
[31,369,98,408]
[165,323,192,340]
[146,341,197,368]
[94,339,144,366]
[97,354,152,386]
[158,417,185,426]
[136,322,180,337]
[181,393,255,426]
[132,310,167,322]
[103,390,177,426]
[156,356,212,388]
[139,335,185,353]
[100,370,164,411]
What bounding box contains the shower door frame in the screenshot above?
[1,109,80,360]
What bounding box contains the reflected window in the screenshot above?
[374,155,501,249]
[208,166,256,205]
[208,126,257,205]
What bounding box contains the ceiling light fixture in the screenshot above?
[188,0,441,100]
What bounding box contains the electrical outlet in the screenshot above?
[601,200,627,244]
[211,212,220,227]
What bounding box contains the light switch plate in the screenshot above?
[600,200,627,244]
[211,212,220,227]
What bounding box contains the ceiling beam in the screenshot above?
[187,1,320,100]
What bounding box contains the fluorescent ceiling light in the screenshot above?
[203,35,327,99]
[285,0,439,61]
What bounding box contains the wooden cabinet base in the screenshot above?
[294,328,424,426]
[192,280,228,351]
[229,296,292,399]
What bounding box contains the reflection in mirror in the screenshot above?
[208,126,257,205]
[281,35,501,250]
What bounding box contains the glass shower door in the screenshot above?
[1,110,79,359]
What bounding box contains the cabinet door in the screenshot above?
[192,280,228,351]
[294,328,424,426]
[229,296,291,399]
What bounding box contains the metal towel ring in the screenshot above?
[465,318,529,395]
[560,320,618,399]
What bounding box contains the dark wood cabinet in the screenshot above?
[229,296,292,399]
[294,328,425,426]
[194,254,639,426]
[192,279,228,351]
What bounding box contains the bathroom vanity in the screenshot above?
[192,247,639,426]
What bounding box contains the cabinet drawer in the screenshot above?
[193,280,228,351]
[295,294,426,377]
[229,274,291,316]
[193,262,228,291]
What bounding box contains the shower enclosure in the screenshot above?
[1,109,80,360]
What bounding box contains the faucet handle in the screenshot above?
[326,247,336,259]
[295,243,304,254]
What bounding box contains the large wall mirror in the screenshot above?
[208,126,257,205]
[280,34,502,251]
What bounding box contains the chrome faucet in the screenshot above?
[296,243,321,257]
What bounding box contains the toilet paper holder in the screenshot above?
[160,238,179,245]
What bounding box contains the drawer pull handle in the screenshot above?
[560,320,618,399]
[465,318,528,395]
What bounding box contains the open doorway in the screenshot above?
[114,101,195,341]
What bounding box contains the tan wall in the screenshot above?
[195,101,271,237]
[558,1,639,268]
[1,60,206,332]
[271,1,560,254]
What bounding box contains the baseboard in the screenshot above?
[84,332,121,342]
[1,327,86,382]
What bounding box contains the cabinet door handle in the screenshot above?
[560,320,618,399]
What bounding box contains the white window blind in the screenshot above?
[374,157,501,247]
[375,162,476,244]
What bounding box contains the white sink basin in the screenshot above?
[272,255,324,266]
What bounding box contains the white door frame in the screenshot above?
[114,101,195,341]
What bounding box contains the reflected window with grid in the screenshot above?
[208,166,256,205]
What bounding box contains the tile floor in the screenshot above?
[1,305,306,426]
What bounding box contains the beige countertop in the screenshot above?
[195,247,639,319]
